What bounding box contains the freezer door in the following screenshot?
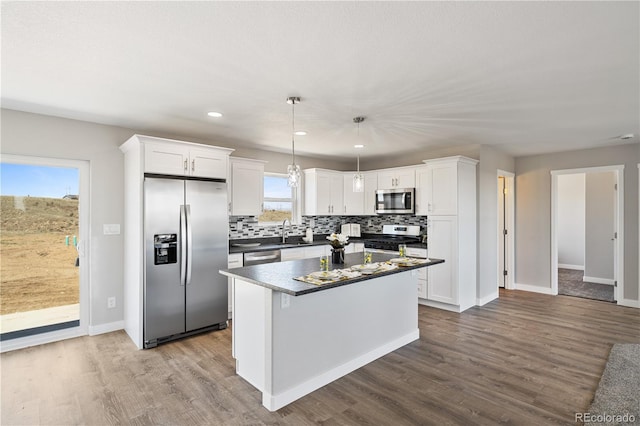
[144,177,186,342]
[184,180,229,331]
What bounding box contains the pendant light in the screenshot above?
[352,116,365,192]
[286,97,301,187]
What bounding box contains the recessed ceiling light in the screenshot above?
[620,133,634,140]
[207,111,223,118]
[294,131,307,136]
[354,144,365,149]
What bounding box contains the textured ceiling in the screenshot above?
[2,1,639,160]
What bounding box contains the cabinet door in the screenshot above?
[281,248,306,261]
[377,171,396,189]
[231,160,264,216]
[363,173,378,216]
[189,148,228,179]
[415,166,430,216]
[316,173,333,215]
[427,216,458,305]
[144,142,188,175]
[343,174,364,215]
[428,163,458,215]
[330,174,344,215]
[395,168,416,188]
[304,245,327,258]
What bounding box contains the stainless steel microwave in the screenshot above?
[375,188,415,214]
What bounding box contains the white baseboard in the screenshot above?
[418,299,463,312]
[558,263,584,270]
[262,329,420,411]
[618,299,640,308]
[583,276,615,285]
[514,283,556,295]
[476,292,499,306]
[88,320,124,336]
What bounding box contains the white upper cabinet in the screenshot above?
[377,167,416,189]
[343,173,364,215]
[416,156,478,216]
[142,137,233,179]
[304,169,344,216]
[230,157,266,216]
[343,171,378,216]
[363,172,378,216]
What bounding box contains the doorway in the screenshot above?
[497,171,515,291]
[0,155,89,351]
[551,166,623,303]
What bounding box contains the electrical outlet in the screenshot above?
[107,297,116,309]
[309,218,315,227]
[281,293,290,309]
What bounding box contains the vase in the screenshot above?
[331,247,345,264]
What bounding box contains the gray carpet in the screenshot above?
[558,268,614,302]
[588,344,640,425]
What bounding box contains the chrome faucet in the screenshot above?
[282,219,291,243]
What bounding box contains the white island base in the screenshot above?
[232,270,419,411]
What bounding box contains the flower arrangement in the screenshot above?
[326,232,349,249]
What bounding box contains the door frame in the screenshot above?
[497,170,515,291]
[550,165,624,302]
[0,154,90,352]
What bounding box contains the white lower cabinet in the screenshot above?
[422,215,476,312]
[406,247,428,299]
[227,253,243,319]
[281,247,306,261]
[345,242,365,254]
[281,245,330,262]
[425,217,457,305]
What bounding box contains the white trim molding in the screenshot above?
[514,283,556,295]
[477,292,499,306]
[558,264,584,271]
[88,320,125,336]
[619,299,640,309]
[583,276,615,286]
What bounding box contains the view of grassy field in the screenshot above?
[0,195,79,315]
[258,209,291,222]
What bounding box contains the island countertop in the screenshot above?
[220,252,444,296]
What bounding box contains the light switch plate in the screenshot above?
[103,224,121,235]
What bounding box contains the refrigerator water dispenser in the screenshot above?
[154,234,177,265]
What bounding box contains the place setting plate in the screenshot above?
[308,270,341,280]
[388,257,425,267]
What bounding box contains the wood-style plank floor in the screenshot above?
[2,289,639,425]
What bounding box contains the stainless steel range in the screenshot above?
[364,224,421,253]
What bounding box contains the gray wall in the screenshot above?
[477,145,515,301]
[557,174,585,268]
[515,143,639,302]
[585,171,615,281]
[0,108,351,329]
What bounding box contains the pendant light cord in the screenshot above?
[291,101,296,166]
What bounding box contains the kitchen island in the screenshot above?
[220,252,443,411]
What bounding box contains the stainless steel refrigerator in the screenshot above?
[143,175,228,348]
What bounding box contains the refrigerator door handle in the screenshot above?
[180,205,187,286]
[185,204,193,285]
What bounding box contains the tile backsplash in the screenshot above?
[229,215,428,239]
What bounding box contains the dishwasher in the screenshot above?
[243,249,281,266]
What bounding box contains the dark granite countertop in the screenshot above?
[228,235,367,254]
[220,252,443,296]
[229,235,427,254]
